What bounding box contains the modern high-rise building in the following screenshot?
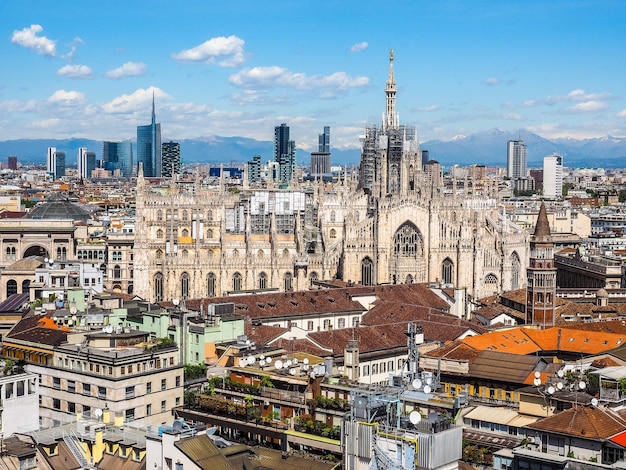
[137,95,162,177]
[274,123,296,183]
[7,156,17,170]
[162,141,181,178]
[247,154,262,183]
[103,140,133,178]
[543,154,563,199]
[77,147,97,179]
[47,147,66,179]
[310,126,331,176]
[507,139,528,179]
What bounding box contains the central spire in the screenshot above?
[384,49,398,131]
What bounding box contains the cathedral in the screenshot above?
[133,52,529,303]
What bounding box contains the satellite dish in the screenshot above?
[259,355,265,360]
[409,411,421,425]
[547,386,555,395]
[289,368,296,375]
[534,371,541,379]
[206,426,218,435]
[293,358,298,364]
[412,379,422,390]
[173,420,183,431]
[285,360,293,367]
[310,371,316,379]
[266,357,272,363]
[579,381,587,390]
[557,369,564,378]
[591,397,599,406]
[556,382,564,390]
[173,298,180,306]
[533,378,541,386]
[303,358,309,365]
[247,356,256,365]
[44,258,49,264]
[423,385,432,394]
[94,408,103,418]
[425,377,432,385]
[274,360,283,370]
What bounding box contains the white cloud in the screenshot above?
[484,77,499,86]
[350,42,368,52]
[525,89,612,107]
[617,109,626,117]
[11,24,56,57]
[229,67,369,93]
[416,105,440,112]
[172,35,245,66]
[102,87,170,114]
[57,64,94,79]
[566,100,609,113]
[47,90,86,105]
[105,62,148,79]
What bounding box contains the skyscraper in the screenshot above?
[274,123,296,183]
[247,154,262,183]
[7,156,17,171]
[47,147,66,179]
[543,154,563,199]
[77,147,97,179]
[161,141,181,178]
[310,126,331,176]
[103,140,133,178]
[137,95,162,177]
[506,139,528,179]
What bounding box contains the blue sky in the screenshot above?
[1,0,625,151]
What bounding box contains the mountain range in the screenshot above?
[1,128,625,169]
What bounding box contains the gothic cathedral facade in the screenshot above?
[134,52,529,303]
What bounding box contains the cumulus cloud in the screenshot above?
[484,77,499,86]
[62,36,84,61]
[47,90,86,105]
[565,100,609,113]
[618,109,626,117]
[11,24,56,57]
[416,105,440,112]
[350,42,368,52]
[525,89,612,107]
[57,64,94,79]
[102,87,170,113]
[229,67,369,93]
[105,62,148,79]
[172,35,245,66]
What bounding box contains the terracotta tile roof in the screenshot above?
[308,324,409,356]
[4,311,69,347]
[460,326,626,356]
[469,350,546,384]
[526,406,626,440]
[244,321,288,345]
[270,337,332,357]
[422,340,481,362]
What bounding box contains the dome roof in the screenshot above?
[596,288,609,298]
[25,194,92,222]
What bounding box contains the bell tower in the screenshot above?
[526,202,557,326]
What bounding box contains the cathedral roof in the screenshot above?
[533,201,551,239]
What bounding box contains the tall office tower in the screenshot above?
[247,154,261,183]
[526,202,557,326]
[310,126,331,175]
[77,148,97,179]
[47,147,66,179]
[274,123,296,183]
[162,141,181,178]
[421,150,429,170]
[103,140,133,178]
[543,154,563,199]
[7,156,17,170]
[506,139,528,179]
[137,94,162,177]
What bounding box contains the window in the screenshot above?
[181,272,190,299]
[6,280,17,296]
[53,399,61,410]
[161,400,166,412]
[258,272,268,290]
[67,381,76,393]
[361,257,374,286]
[113,265,121,279]
[146,403,152,416]
[393,223,423,257]
[176,376,181,387]
[126,386,135,398]
[147,382,152,394]
[307,321,314,331]
[330,228,337,239]
[53,377,61,389]
[353,317,360,326]
[338,318,345,328]
[161,379,166,391]
[442,258,454,284]
[284,272,293,292]
[83,383,91,396]
[232,272,242,292]
[125,408,135,420]
[323,319,331,330]
[98,386,106,399]
[68,402,75,413]
[154,272,164,302]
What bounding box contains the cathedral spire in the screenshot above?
[384,49,398,131]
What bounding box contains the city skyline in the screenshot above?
[2,1,626,152]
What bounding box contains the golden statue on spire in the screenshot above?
[390,48,394,62]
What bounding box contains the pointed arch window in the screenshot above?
[511,252,521,290]
[258,272,268,290]
[393,223,423,257]
[207,272,216,297]
[361,257,374,286]
[154,273,164,302]
[284,272,293,292]
[181,272,190,299]
[442,258,454,285]
[232,272,242,292]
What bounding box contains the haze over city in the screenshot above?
[2,0,626,151]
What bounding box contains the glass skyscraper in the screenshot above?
[161,141,181,178]
[137,95,162,177]
[103,140,133,178]
[274,123,296,183]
